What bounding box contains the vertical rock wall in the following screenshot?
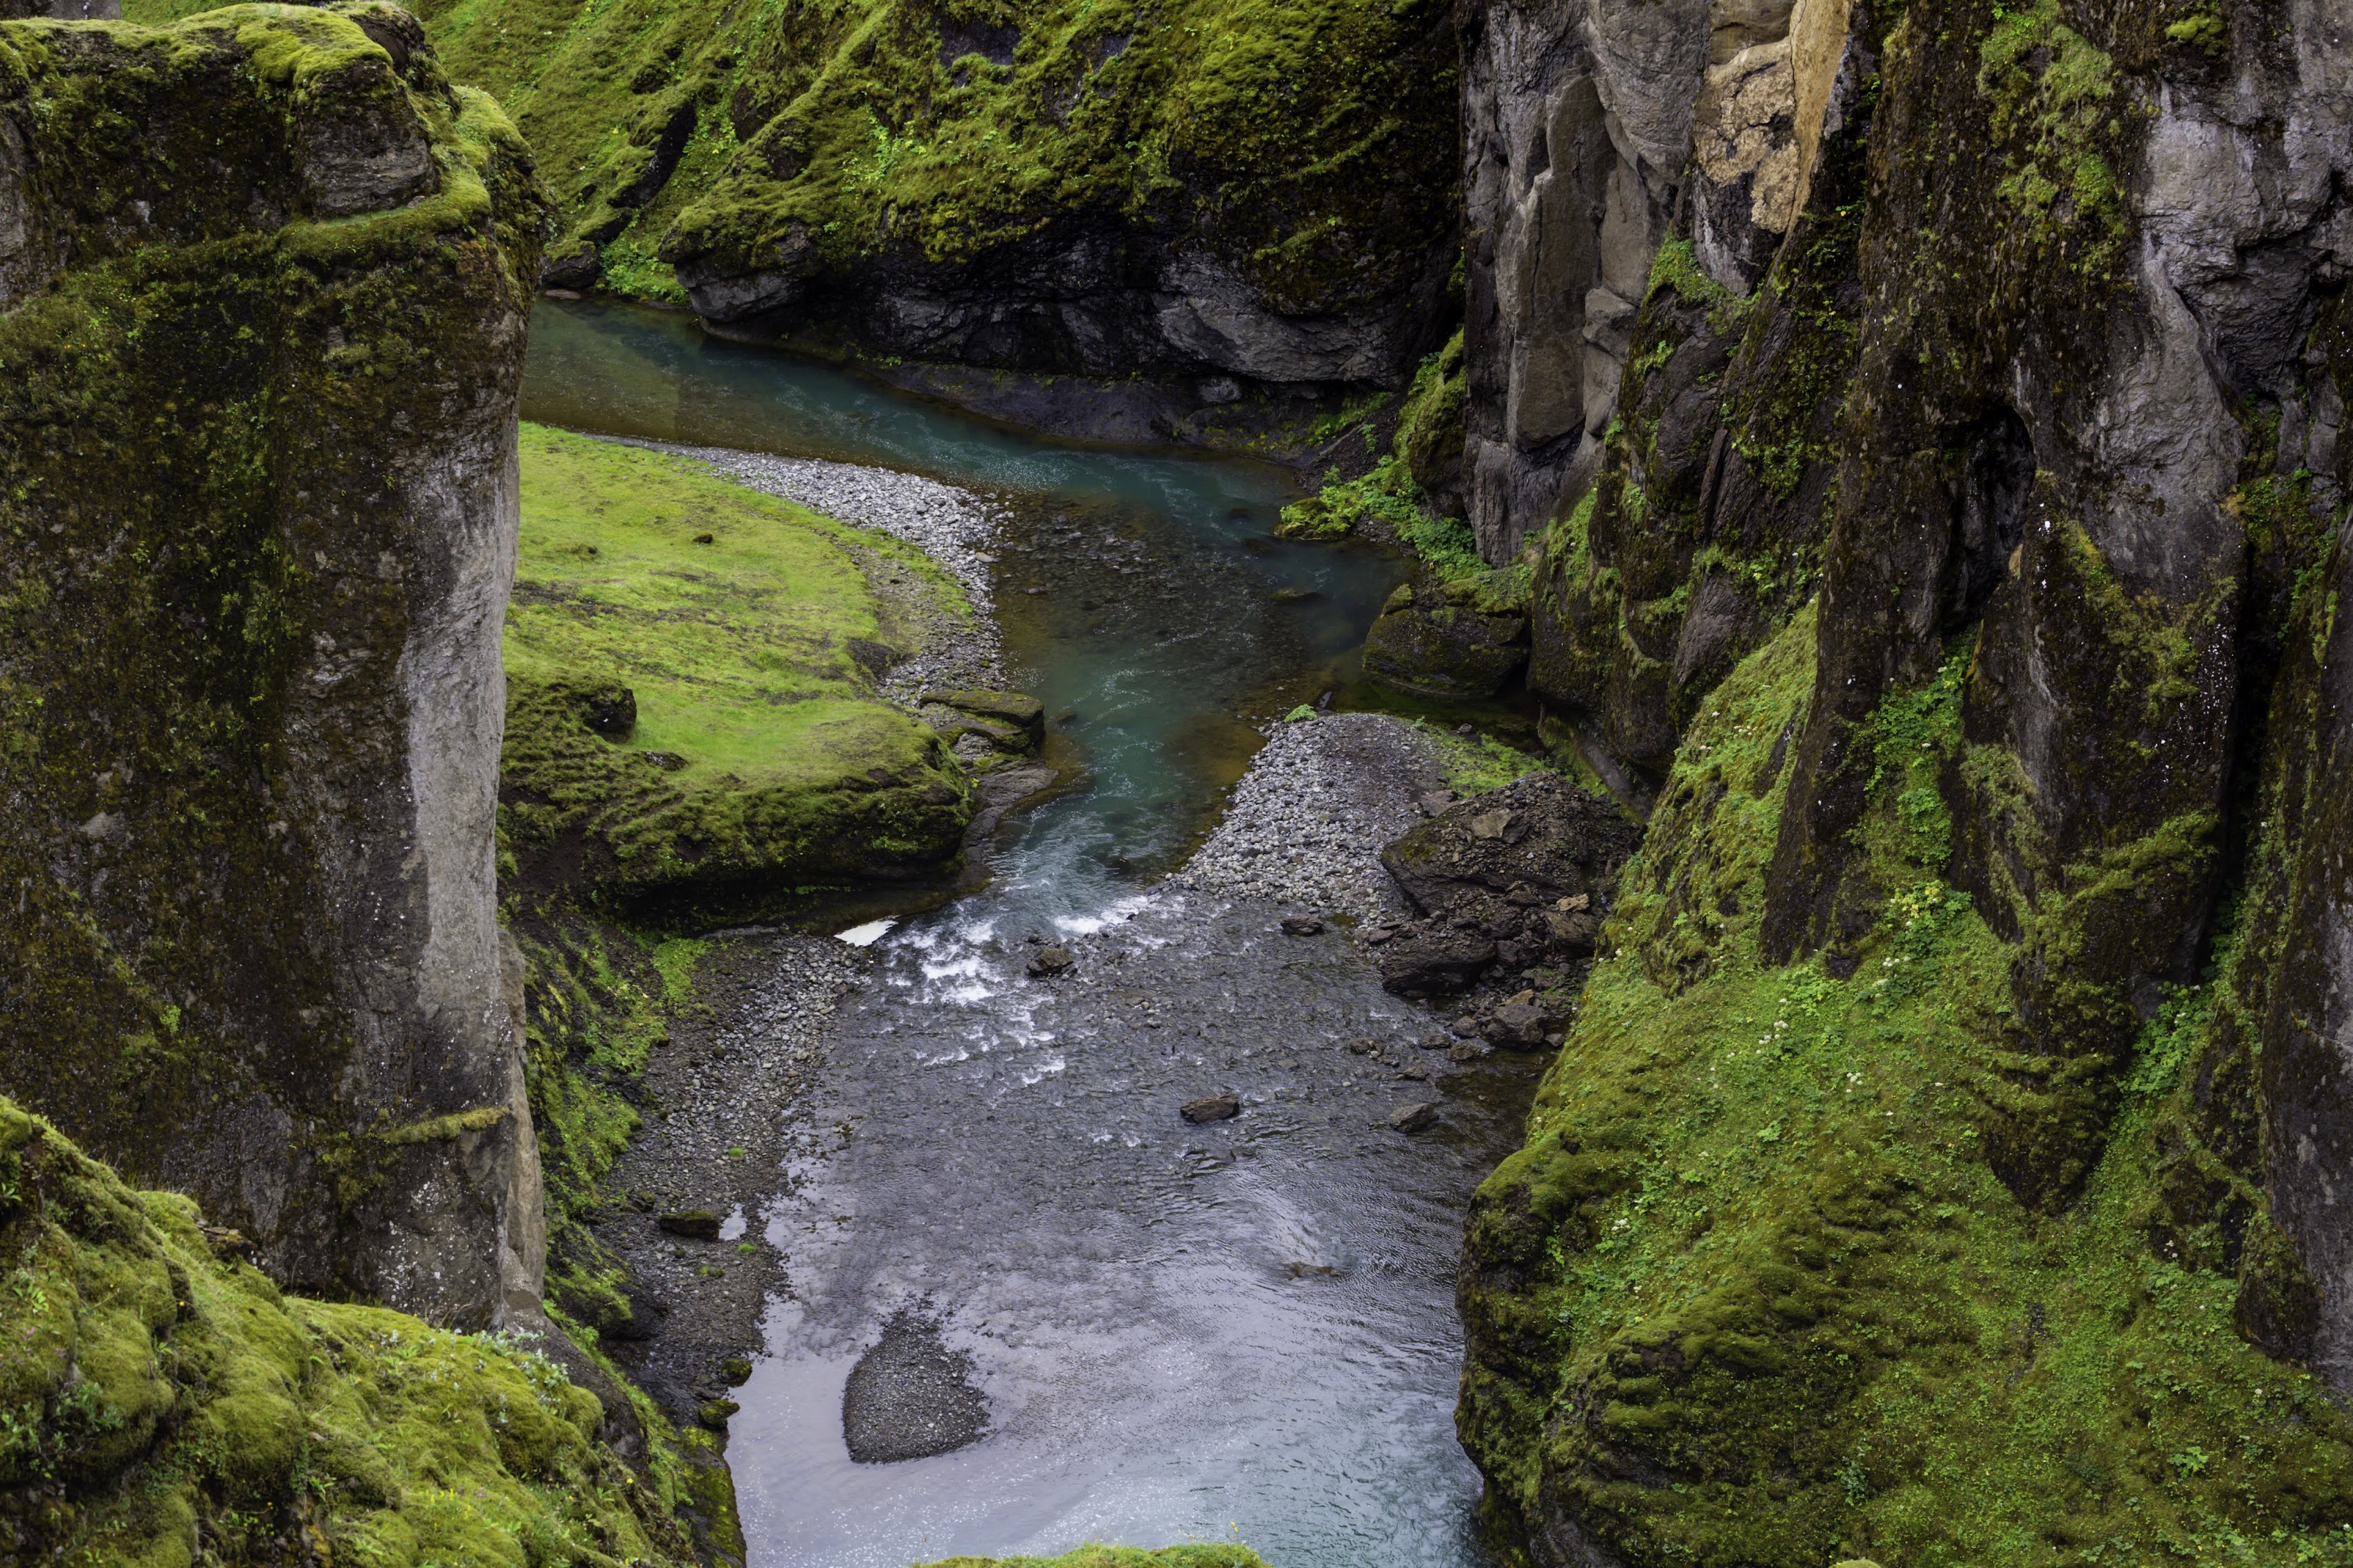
[1460,0,2353,1559]
[0,2,548,1327]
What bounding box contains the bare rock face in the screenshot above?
[1456,0,1707,561]
[0,3,548,1327]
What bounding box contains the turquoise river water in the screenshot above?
[522,299,1527,1568]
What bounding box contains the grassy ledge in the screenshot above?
[499,425,972,915]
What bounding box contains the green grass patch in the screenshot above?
[500,426,970,908]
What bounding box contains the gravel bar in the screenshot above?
[1174,712,1450,922]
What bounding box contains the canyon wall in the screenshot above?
[1462,0,2353,1560]
[0,1,548,1327]
[413,0,1462,414]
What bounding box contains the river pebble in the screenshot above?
[583,931,865,1419]
[1175,712,1449,922]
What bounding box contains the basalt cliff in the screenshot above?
[0,10,727,1565]
[1448,0,2353,1562]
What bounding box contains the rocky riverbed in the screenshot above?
[1174,711,1451,921]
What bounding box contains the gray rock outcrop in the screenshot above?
[0,3,548,1327]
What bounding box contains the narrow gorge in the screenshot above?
[1,0,2349,1565]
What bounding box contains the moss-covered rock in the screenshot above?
[348,0,1460,403]
[499,427,971,915]
[1460,606,2353,1566]
[0,2,549,1323]
[0,1096,705,1568]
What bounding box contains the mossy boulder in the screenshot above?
[499,428,972,914]
[0,1096,704,1568]
[1361,572,1532,699]
[0,2,549,1323]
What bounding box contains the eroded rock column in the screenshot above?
[0,2,547,1327]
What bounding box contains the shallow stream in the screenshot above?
[523,300,1527,1567]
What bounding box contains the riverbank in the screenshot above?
[626,439,1010,702]
[1173,712,1451,922]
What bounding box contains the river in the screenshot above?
[522,298,1529,1568]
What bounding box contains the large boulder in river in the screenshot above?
[0,3,547,1326]
[1363,571,1534,698]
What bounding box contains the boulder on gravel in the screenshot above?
[1376,772,1640,1002]
[1390,1102,1440,1133]
[1381,772,1639,913]
[1379,931,1500,996]
[657,1209,722,1240]
[1181,1093,1241,1124]
[1026,946,1074,977]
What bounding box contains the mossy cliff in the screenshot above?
[0,1096,709,1568]
[368,0,1458,410]
[0,3,550,1324]
[1460,0,2353,1561]
[498,428,971,918]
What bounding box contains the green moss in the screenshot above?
[1974,0,2127,277]
[0,1099,700,1568]
[380,0,1455,323]
[1394,329,1466,496]
[1461,604,2353,1565]
[1645,239,1752,334]
[500,426,971,910]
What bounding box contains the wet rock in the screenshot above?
[542,239,602,290]
[1362,604,1529,699]
[1379,931,1500,996]
[1181,1093,1241,1124]
[1417,790,1458,817]
[1482,1000,1554,1050]
[842,1311,988,1464]
[1026,946,1074,977]
[1280,915,1325,936]
[696,1399,740,1430]
[657,1209,722,1240]
[921,687,1046,736]
[1389,1102,1439,1133]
